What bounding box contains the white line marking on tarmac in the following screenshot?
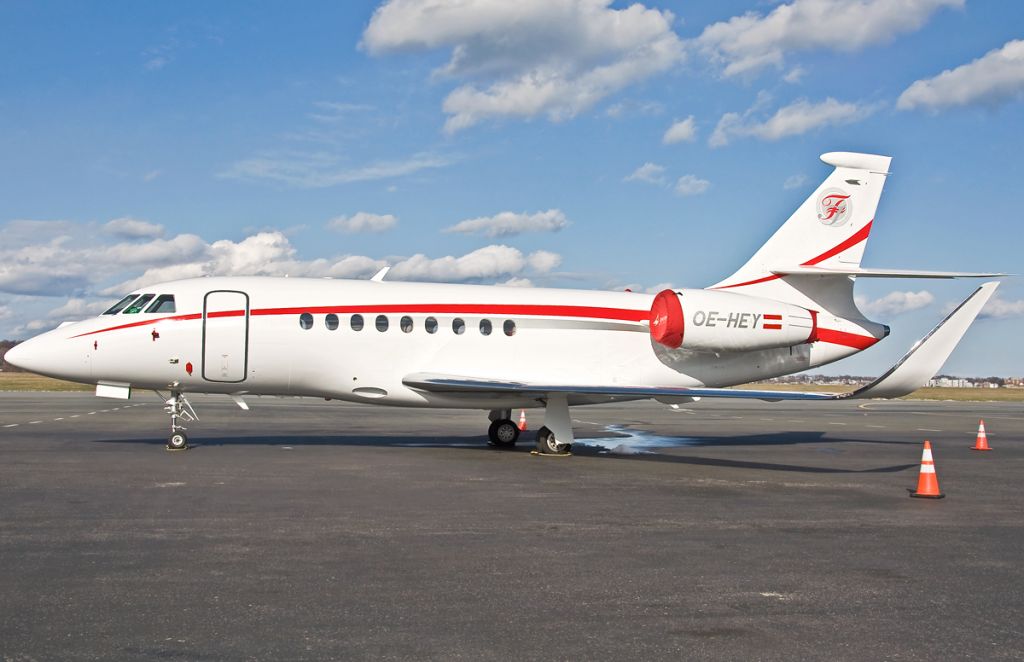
[87,412,96,415]
[867,425,886,429]
[54,417,63,421]
[917,428,943,432]
[3,424,18,428]
[828,422,847,426]
[70,414,80,418]
[28,420,41,424]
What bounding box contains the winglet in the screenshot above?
[371,266,390,282]
[847,282,999,399]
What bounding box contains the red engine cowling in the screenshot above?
[650,289,816,353]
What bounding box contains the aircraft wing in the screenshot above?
[402,374,836,402]
[404,281,1000,403]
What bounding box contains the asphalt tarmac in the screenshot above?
[1,392,1022,661]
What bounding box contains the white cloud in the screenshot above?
[783,174,807,190]
[897,39,1024,111]
[624,162,667,186]
[526,250,562,273]
[662,116,697,144]
[674,174,710,196]
[220,151,454,188]
[0,216,570,336]
[783,66,805,84]
[605,99,665,118]
[696,0,962,77]
[855,290,934,317]
[327,212,397,234]
[103,217,166,240]
[501,277,534,288]
[308,101,375,123]
[142,170,162,182]
[443,209,568,237]
[979,295,1024,320]
[710,97,877,147]
[362,0,684,133]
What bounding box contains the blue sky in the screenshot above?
[1,0,1022,376]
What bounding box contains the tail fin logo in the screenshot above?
[817,189,852,227]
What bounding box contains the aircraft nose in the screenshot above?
[3,332,91,382]
[3,340,34,371]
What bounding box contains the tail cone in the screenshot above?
[911,440,945,499]
[971,419,992,451]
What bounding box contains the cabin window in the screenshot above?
[452,318,466,335]
[479,319,492,336]
[400,316,413,333]
[351,314,364,331]
[123,294,155,314]
[325,313,339,330]
[424,317,438,334]
[503,320,517,336]
[103,295,138,315]
[375,315,389,332]
[299,313,313,330]
[145,294,176,314]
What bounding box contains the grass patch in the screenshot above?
[740,382,1024,401]
[0,372,92,392]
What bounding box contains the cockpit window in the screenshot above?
[102,295,138,315]
[145,294,176,314]
[122,294,155,314]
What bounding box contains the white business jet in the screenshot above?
[5,152,1003,453]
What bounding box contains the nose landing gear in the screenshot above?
[163,390,198,451]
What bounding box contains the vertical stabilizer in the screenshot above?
[710,152,892,318]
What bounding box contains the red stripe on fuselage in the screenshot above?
[815,328,880,350]
[71,304,649,338]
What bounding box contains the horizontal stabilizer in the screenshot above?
[771,266,1007,279]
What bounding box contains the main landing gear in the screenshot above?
[534,426,572,455]
[163,390,198,451]
[486,397,574,456]
[487,409,520,448]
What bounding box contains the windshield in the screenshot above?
[102,295,138,315]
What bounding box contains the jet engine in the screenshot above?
[649,289,816,353]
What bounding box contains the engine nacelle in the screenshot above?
[650,289,815,353]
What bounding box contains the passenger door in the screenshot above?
[202,290,249,383]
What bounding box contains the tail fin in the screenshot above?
[710,151,892,318]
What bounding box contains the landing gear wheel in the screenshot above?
[167,431,189,451]
[488,419,520,448]
[535,426,571,455]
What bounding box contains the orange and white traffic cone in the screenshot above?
[971,419,992,451]
[517,409,528,431]
[910,440,945,499]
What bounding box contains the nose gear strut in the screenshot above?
[157,389,198,451]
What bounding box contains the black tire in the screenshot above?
[488,419,520,447]
[167,432,189,451]
[535,426,570,455]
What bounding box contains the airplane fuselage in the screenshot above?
[17,276,883,409]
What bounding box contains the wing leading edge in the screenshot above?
[403,282,1000,403]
